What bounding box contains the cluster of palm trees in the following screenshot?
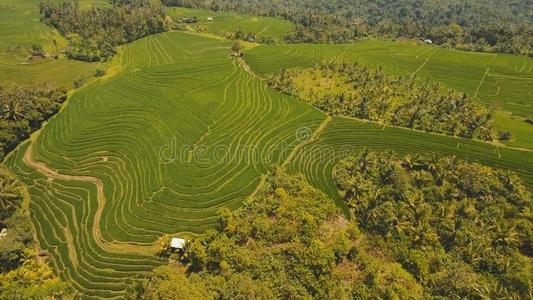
[0,85,67,159]
[333,150,532,298]
[39,0,170,62]
[0,167,22,223]
[268,62,496,140]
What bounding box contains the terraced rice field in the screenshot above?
[245,41,533,119]
[4,31,533,298]
[5,31,325,298]
[167,7,294,41]
[287,117,533,215]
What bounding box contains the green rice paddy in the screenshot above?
[167,7,294,41]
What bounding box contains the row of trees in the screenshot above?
[162,0,533,55]
[0,166,68,298]
[268,62,495,140]
[39,0,172,61]
[128,169,425,299]
[0,85,67,160]
[334,150,532,298]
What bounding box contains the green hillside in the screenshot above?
[0,0,102,87]
[287,117,533,216]
[4,31,533,298]
[167,7,293,41]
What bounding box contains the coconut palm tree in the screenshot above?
[0,167,21,212]
[2,98,26,121]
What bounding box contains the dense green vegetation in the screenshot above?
[334,150,532,298]
[268,62,494,140]
[4,31,325,298]
[0,166,67,298]
[39,0,171,61]
[3,29,533,298]
[0,85,67,160]
[2,1,532,297]
[130,162,532,299]
[164,0,533,55]
[129,170,425,299]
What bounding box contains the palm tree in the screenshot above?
[2,98,25,121]
[491,221,520,247]
[0,167,21,211]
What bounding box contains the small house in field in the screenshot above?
[207,17,214,23]
[170,237,187,252]
[424,39,433,44]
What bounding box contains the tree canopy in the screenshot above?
[39,0,170,61]
[129,169,425,299]
[334,150,532,298]
[268,62,495,140]
[0,85,67,160]
[163,0,533,55]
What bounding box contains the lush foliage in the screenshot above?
[334,150,532,298]
[164,0,533,55]
[0,249,68,299]
[0,166,29,272]
[39,0,171,61]
[0,166,67,298]
[0,85,67,160]
[130,170,424,299]
[268,62,495,140]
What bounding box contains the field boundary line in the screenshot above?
[237,57,266,80]
[257,26,270,36]
[247,116,333,201]
[474,67,490,98]
[411,58,429,77]
[282,116,333,169]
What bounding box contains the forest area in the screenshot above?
[267,62,497,141]
[132,160,532,299]
[163,0,533,55]
[39,0,172,61]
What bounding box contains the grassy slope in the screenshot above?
[244,41,533,148]
[5,31,325,298]
[0,0,101,88]
[167,7,294,40]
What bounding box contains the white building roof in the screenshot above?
[170,238,186,249]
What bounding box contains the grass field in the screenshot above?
[167,7,294,41]
[244,41,533,148]
[0,0,101,87]
[4,31,533,298]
